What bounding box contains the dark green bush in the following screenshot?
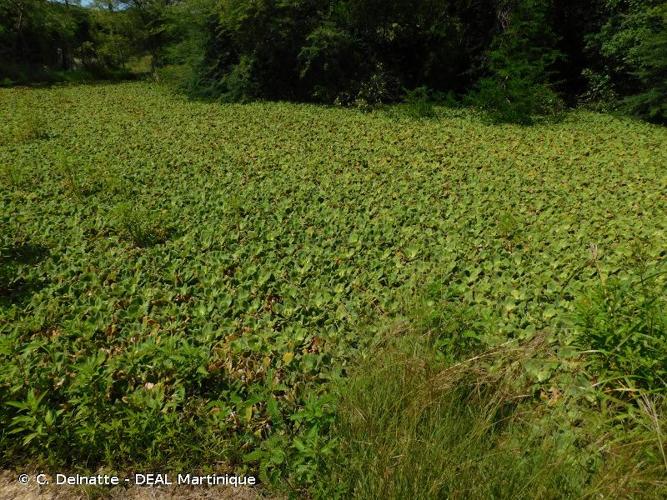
[591,1,667,123]
[623,3,667,123]
[470,75,563,125]
[400,86,436,118]
[185,0,501,104]
[467,0,564,124]
[579,68,618,112]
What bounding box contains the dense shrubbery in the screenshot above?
[1,1,665,123]
[156,0,664,123]
[600,1,667,123]
[0,1,166,84]
[174,0,497,104]
[466,0,564,124]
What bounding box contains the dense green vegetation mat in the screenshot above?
[1,83,666,491]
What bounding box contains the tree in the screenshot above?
[0,0,78,72]
[116,0,179,72]
[467,0,564,124]
[592,0,667,122]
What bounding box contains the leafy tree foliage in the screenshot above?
[627,3,667,122]
[0,0,136,82]
[185,0,499,103]
[467,0,564,124]
[1,0,665,123]
[0,1,80,70]
[592,0,667,122]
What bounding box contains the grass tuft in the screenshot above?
[111,202,173,248]
[12,115,50,144]
[319,317,667,498]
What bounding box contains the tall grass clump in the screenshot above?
[11,113,50,144]
[574,261,666,393]
[570,259,667,496]
[55,156,104,198]
[320,331,591,499]
[0,163,32,190]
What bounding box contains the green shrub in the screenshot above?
[353,64,401,111]
[470,76,563,125]
[593,1,667,123]
[468,0,564,125]
[400,86,436,119]
[219,56,260,103]
[580,68,618,112]
[622,3,667,123]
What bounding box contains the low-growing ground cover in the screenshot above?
[1,82,666,494]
